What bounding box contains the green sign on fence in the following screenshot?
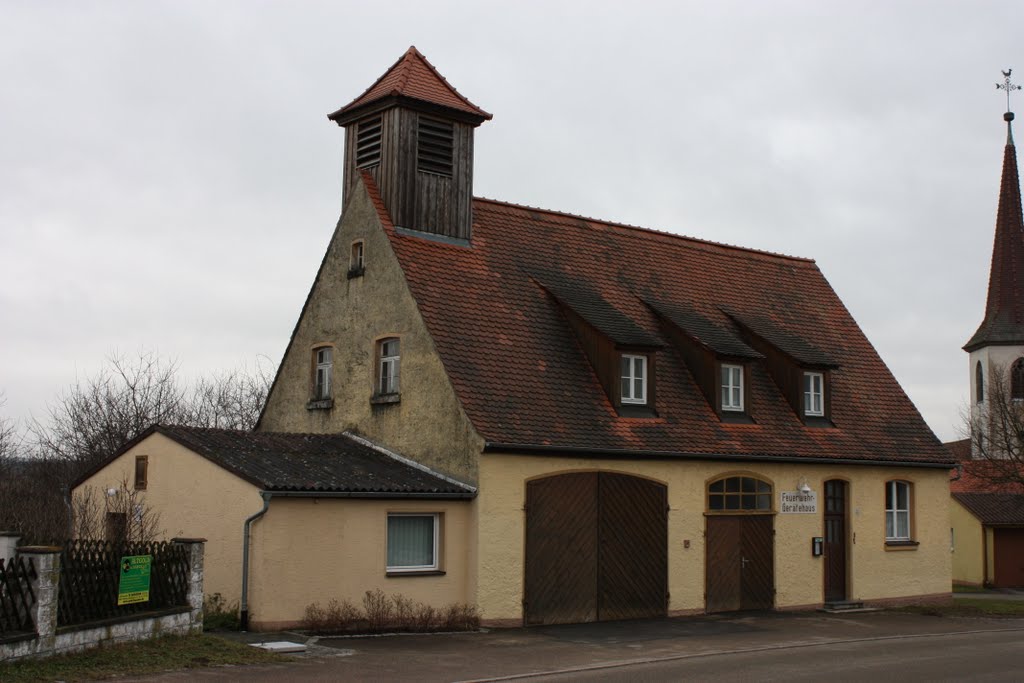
[117,554,152,606]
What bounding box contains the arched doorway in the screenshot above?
[705,475,774,612]
[524,471,667,625]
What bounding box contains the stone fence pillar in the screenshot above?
[0,531,20,564]
[172,538,206,633]
[17,546,61,650]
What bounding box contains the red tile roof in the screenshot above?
[364,173,952,466]
[965,123,1024,351]
[950,453,1024,494]
[330,46,491,123]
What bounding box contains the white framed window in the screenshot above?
[314,347,333,399]
[620,354,647,404]
[721,364,744,412]
[350,240,365,273]
[378,338,401,395]
[386,513,439,572]
[885,480,911,541]
[804,372,824,416]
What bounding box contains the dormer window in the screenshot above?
[804,372,824,416]
[721,364,744,412]
[620,354,647,405]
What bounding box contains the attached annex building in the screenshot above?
[75,48,954,629]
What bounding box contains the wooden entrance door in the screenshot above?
[706,515,774,612]
[524,472,667,625]
[824,480,848,602]
[993,528,1024,588]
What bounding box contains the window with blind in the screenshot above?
[386,513,439,572]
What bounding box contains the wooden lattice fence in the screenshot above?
[0,556,37,637]
[57,540,189,628]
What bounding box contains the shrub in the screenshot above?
[301,591,479,635]
[203,593,240,632]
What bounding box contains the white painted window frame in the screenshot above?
[804,371,824,416]
[378,338,401,395]
[314,347,333,399]
[620,354,647,405]
[721,364,744,412]
[386,512,439,572]
[885,480,911,541]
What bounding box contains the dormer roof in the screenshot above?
[329,46,492,125]
[965,114,1024,351]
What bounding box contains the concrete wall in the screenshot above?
[258,180,482,484]
[951,498,985,585]
[248,497,474,631]
[477,454,951,623]
[72,433,261,606]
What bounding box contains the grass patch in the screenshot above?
[952,584,991,593]
[895,598,1024,618]
[0,633,287,682]
[303,589,479,635]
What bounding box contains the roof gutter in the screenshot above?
[483,442,955,470]
[240,492,271,631]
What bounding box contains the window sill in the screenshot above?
[347,266,365,280]
[371,393,401,406]
[307,398,334,411]
[386,569,445,577]
[884,540,920,551]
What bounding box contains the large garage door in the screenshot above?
[524,472,667,625]
[993,528,1024,588]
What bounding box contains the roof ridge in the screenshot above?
[472,196,815,265]
[406,46,491,119]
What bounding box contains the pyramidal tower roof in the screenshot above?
[329,46,491,125]
[965,107,1024,351]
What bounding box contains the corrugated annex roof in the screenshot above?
[953,492,1024,525]
[153,425,474,496]
[329,46,491,124]
[361,172,952,466]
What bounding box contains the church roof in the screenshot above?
[964,115,1024,351]
[329,46,491,124]
[362,172,952,467]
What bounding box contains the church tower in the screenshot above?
[964,71,1024,456]
[328,47,491,241]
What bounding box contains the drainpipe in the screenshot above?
[240,491,272,631]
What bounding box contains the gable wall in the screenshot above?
[72,433,262,606]
[258,181,482,483]
[476,454,950,622]
[950,498,985,585]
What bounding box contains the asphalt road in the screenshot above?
[131,611,1024,682]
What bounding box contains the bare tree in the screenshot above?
[964,363,1024,490]
[72,476,162,544]
[185,357,274,430]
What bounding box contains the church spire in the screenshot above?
[964,69,1024,351]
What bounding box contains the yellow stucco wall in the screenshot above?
[951,498,985,585]
[72,433,262,606]
[247,497,474,630]
[477,454,951,622]
[258,180,482,484]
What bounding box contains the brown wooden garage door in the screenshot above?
[993,528,1024,588]
[524,472,667,625]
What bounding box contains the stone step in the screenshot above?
[821,600,869,612]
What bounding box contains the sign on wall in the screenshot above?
[780,491,818,514]
[117,554,152,605]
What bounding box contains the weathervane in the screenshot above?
[997,69,1021,113]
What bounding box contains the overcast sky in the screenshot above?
[2,1,1021,443]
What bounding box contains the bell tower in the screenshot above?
[328,47,491,242]
[964,70,1024,456]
